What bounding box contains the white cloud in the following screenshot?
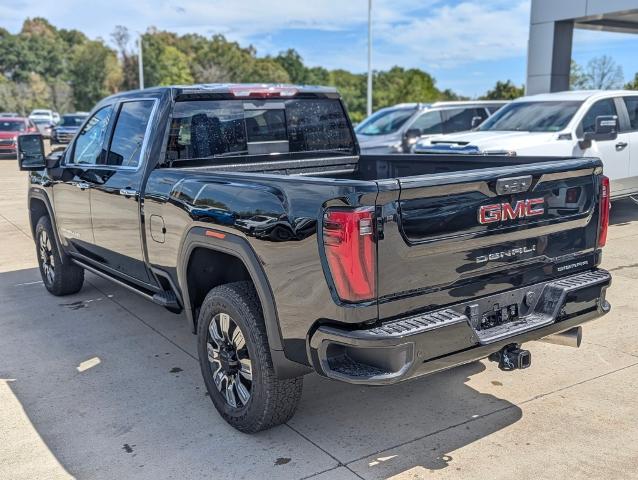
[374,1,531,69]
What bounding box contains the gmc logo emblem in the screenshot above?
[478,198,545,224]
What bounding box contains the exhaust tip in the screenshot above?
[538,326,582,348]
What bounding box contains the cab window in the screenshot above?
[103,100,155,167]
[409,110,443,135]
[70,106,113,165]
[623,97,638,131]
[441,108,480,133]
[580,99,617,134]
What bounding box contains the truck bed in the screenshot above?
[177,153,579,181]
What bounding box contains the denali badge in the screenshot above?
[478,198,544,224]
[476,245,537,263]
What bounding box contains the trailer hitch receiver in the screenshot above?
[489,344,531,371]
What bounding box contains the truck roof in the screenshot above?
[102,83,340,103]
[513,89,638,103]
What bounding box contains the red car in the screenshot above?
[0,117,38,158]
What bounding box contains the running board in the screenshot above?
[72,259,155,300]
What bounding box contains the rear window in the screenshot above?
[60,115,87,127]
[0,120,25,132]
[166,98,355,161]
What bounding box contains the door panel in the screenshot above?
[622,96,638,194]
[52,169,94,253]
[53,106,113,254]
[584,134,630,192]
[579,98,630,195]
[90,99,156,283]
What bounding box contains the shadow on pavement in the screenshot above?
[610,198,638,225]
[0,267,522,479]
[293,361,522,471]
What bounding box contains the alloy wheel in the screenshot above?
[206,312,253,408]
[39,230,55,284]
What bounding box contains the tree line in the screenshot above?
[1,18,636,122]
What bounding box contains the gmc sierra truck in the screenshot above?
[17,84,612,433]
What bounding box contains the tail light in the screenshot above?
[322,207,376,302]
[598,175,610,247]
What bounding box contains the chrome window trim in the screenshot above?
[63,98,159,172]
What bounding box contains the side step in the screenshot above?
[152,290,180,309]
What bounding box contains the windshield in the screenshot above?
[60,115,86,127]
[478,101,582,132]
[355,107,417,136]
[0,120,25,132]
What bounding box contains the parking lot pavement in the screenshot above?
[1,159,637,480]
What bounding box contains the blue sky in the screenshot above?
[2,0,637,97]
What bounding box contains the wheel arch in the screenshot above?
[177,227,312,378]
[177,229,276,337]
[28,190,67,264]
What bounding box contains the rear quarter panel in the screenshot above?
[143,169,379,363]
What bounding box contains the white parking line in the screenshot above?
[13,281,43,286]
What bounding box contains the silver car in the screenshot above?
[355,101,507,154]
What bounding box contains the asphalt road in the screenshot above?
[1,159,638,480]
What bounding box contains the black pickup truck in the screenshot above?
[17,84,612,432]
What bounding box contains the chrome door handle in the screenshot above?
[616,141,628,150]
[119,188,137,197]
[76,182,90,190]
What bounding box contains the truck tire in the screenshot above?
[35,216,84,296]
[197,281,303,433]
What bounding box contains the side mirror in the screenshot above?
[579,115,618,149]
[404,128,422,144]
[471,116,484,129]
[17,134,46,170]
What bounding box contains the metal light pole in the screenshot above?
[138,34,144,90]
[366,0,372,117]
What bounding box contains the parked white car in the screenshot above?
[356,101,506,153]
[414,90,638,199]
[29,109,58,125]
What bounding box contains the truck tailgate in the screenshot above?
[376,158,604,320]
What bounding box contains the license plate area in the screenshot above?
[477,303,520,331]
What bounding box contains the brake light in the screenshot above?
[229,85,298,98]
[322,207,376,302]
[598,175,610,247]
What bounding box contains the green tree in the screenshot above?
[584,55,624,89]
[374,67,439,108]
[439,88,469,101]
[274,49,307,83]
[112,26,140,91]
[328,69,366,122]
[625,73,638,90]
[0,17,468,120]
[570,60,588,89]
[481,80,524,100]
[69,40,122,110]
[571,56,624,90]
[249,58,290,83]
